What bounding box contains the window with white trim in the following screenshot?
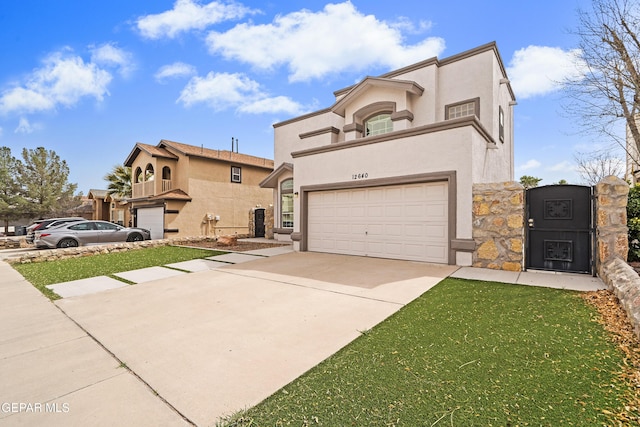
[280,179,293,228]
[231,166,241,183]
[364,113,393,137]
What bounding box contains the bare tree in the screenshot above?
[575,150,625,185]
[564,0,640,162]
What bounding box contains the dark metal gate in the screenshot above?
[525,185,593,274]
[254,208,265,238]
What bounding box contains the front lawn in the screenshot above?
[221,278,638,426]
[13,246,225,299]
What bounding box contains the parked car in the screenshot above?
[34,220,151,249]
[25,217,85,244]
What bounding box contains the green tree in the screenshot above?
[519,175,543,189]
[18,147,79,217]
[0,147,24,231]
[104,164,132,198]
[555,179,569,185]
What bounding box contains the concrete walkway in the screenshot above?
[0,261,190,426]
[451,266,607,291]
[53,253,456,426]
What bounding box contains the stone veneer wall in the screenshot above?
[601,258,640,339]
[5,236,218,265]
[472,182,525,271]
[594,176,640,339]
[594,176,629,275]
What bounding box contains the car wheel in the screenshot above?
[57,238,78,248]
[127,233,143,242]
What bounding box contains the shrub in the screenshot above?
[627,184,640,261]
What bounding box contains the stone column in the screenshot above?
[595,175,629,277]
[472,182,525,271]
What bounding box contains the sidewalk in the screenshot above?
[451,266,607,291]
[0,261,191,426]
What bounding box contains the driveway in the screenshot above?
[54,252,457,426]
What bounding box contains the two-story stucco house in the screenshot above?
[125,139,274,239]
[260,42,516,266]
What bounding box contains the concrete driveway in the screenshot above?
[54,252,457,426]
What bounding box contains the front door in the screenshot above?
[526,185,593,274]
[255,208,265,238]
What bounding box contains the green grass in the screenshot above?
[13,246,226,300]
[221,278,632,426]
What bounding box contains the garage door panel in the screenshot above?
[307,181,448,263]
[350,190,367,202]
[368,205,385,217]
[385,224,404,237]
[137,207,164,240]
[404,204,425,218]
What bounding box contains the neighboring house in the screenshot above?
[87,189,131,226]
[124,139,274,239]
[261,42,516,266]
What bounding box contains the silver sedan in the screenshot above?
[34,220,151,249]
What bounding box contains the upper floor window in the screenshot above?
[445,98,480,120]
[231,166,242,183]
[364,113,393,137]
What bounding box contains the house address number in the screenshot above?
[352,172,369,180]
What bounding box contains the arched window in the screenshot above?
[162,166,172,192]
[145,164,155,181]
[162,166,171,180]
[364,113,393,137]
[280,179,294,228]
[134,167,143,183]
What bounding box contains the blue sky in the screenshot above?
[0,0,620,194]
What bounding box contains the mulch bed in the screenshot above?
[581,290,640,424]
[181,240,291,253]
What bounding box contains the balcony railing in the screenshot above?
[132,179,172,198]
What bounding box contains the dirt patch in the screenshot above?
[581,290,640,424]
[179,240,291,253]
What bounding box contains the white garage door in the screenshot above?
[137,207,164,240]
[307,182,448,263]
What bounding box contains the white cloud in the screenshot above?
[155,62,197,83]
[238,96,305,115]
[507,45,587,99]
[14,117,40,134]
[518,159,541,171]
[136,0,258,39]
[90,43,135,77]
[548,160,576,172]
[206,1,445,82]
[177,71,305,115]
[0,49,113,115]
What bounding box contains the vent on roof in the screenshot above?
[231,137,238,153]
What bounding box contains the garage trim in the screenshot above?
[299,171,457,264]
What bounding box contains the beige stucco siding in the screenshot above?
[165,179,272,237]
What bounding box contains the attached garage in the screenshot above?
[136,206,164,240]
[306,181,449,263]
